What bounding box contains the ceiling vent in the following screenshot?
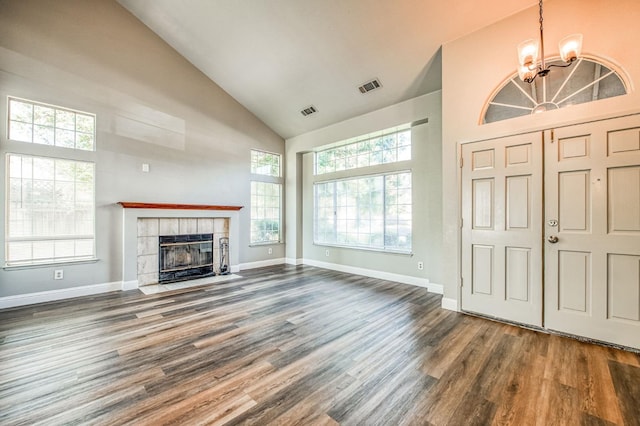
[300,105,317,117]
[358,78,382,94]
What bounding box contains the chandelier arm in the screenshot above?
[547,62,575,69]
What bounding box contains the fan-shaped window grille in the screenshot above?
[483,57,628,124]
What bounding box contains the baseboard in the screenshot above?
[285,257,303,265]
[301,258,442,293]
[0,281,123,310]
[441,297,459,312]
[426,283,444,295]
[238,258,286,271]
[122,280,138,291]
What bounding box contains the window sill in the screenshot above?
[4,258,99,271]
[313,243,413,256]
[249,242,283,247]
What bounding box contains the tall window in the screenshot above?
[314,171,412,252]
[250,181,281,244]
[313,124,413,252]
[5,97,96,266]
[250,149,282,244]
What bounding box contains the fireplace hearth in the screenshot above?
[159,233,214,283]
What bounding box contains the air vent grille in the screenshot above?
[358,78,382,94]
[300,105,317,116]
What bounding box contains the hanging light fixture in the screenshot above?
[517,0,583,83]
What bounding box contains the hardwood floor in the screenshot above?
[1,265,639,425]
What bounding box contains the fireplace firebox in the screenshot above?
[158,233,214,283]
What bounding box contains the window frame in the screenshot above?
[250,149,281,177]
[5,152,97,267]
[249,149,283,246]
[313,170,412,253]
[7,96,96,151]
[4,96,98,268]
[482,56,628,124]
[314,126,411,176]
[250,180,282,245]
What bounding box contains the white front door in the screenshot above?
[461,133,543,326]
[544,115,640,349]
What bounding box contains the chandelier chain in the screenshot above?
[539,0,544,32]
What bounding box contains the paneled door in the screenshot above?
[545,115,640,349]
[461,133,543,326]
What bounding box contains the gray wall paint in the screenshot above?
[286,91,443,285]
[0,0,285,297]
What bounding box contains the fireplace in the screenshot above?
[119,202,241,288]
[159,233,214,283]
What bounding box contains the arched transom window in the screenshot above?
[483,57,628,124]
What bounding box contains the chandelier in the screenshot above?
[517,0,583,83]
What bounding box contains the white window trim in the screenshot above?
[313,170,412,253]
[7,96,96,151]
[5,153,97,267]
[5,95,98,268]
[314,125,411,176]
[250,148,281,177]
[250,181,283,245]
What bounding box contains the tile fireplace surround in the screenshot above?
[119,203,242,288]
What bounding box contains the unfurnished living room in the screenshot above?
[1,0,639,424]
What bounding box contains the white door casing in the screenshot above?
[461,133,543,326]
[544,115,640,349]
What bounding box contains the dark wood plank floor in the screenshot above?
[1,265,639,425]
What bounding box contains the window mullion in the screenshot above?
[333,182,338,243]
[383,175,387,250]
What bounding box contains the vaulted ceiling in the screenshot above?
[117,0,535,139]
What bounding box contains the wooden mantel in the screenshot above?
[117,202,243,211]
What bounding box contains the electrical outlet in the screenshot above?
[54,269,64,280]
[268,247,273,255]
[142,163,150,173]
[325,249,330,257]
[417,262,424,270]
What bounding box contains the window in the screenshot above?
[250,149,282,244]
[8,97,96,150]
[314,171,412,252]
[251,149,280,177]
[5,96,96,266]
[315,126,411,175]
[6,154,95,265]
[250,181,281,244]
[483,57,627,124]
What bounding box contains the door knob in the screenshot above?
[547,235,559,243]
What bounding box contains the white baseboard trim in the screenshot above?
[230,265,240,273]
[441,297,459,312]
[238,258,286,271]
[301,258,443,293]
[285,257,303,265]
[122,280,138,291]
[425,282,444,295]
[0,281,123,310]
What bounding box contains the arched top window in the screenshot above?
[483,57,628,124]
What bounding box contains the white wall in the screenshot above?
[441,0,640,302]
[286,91,443,287]
[0,0,285,298]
